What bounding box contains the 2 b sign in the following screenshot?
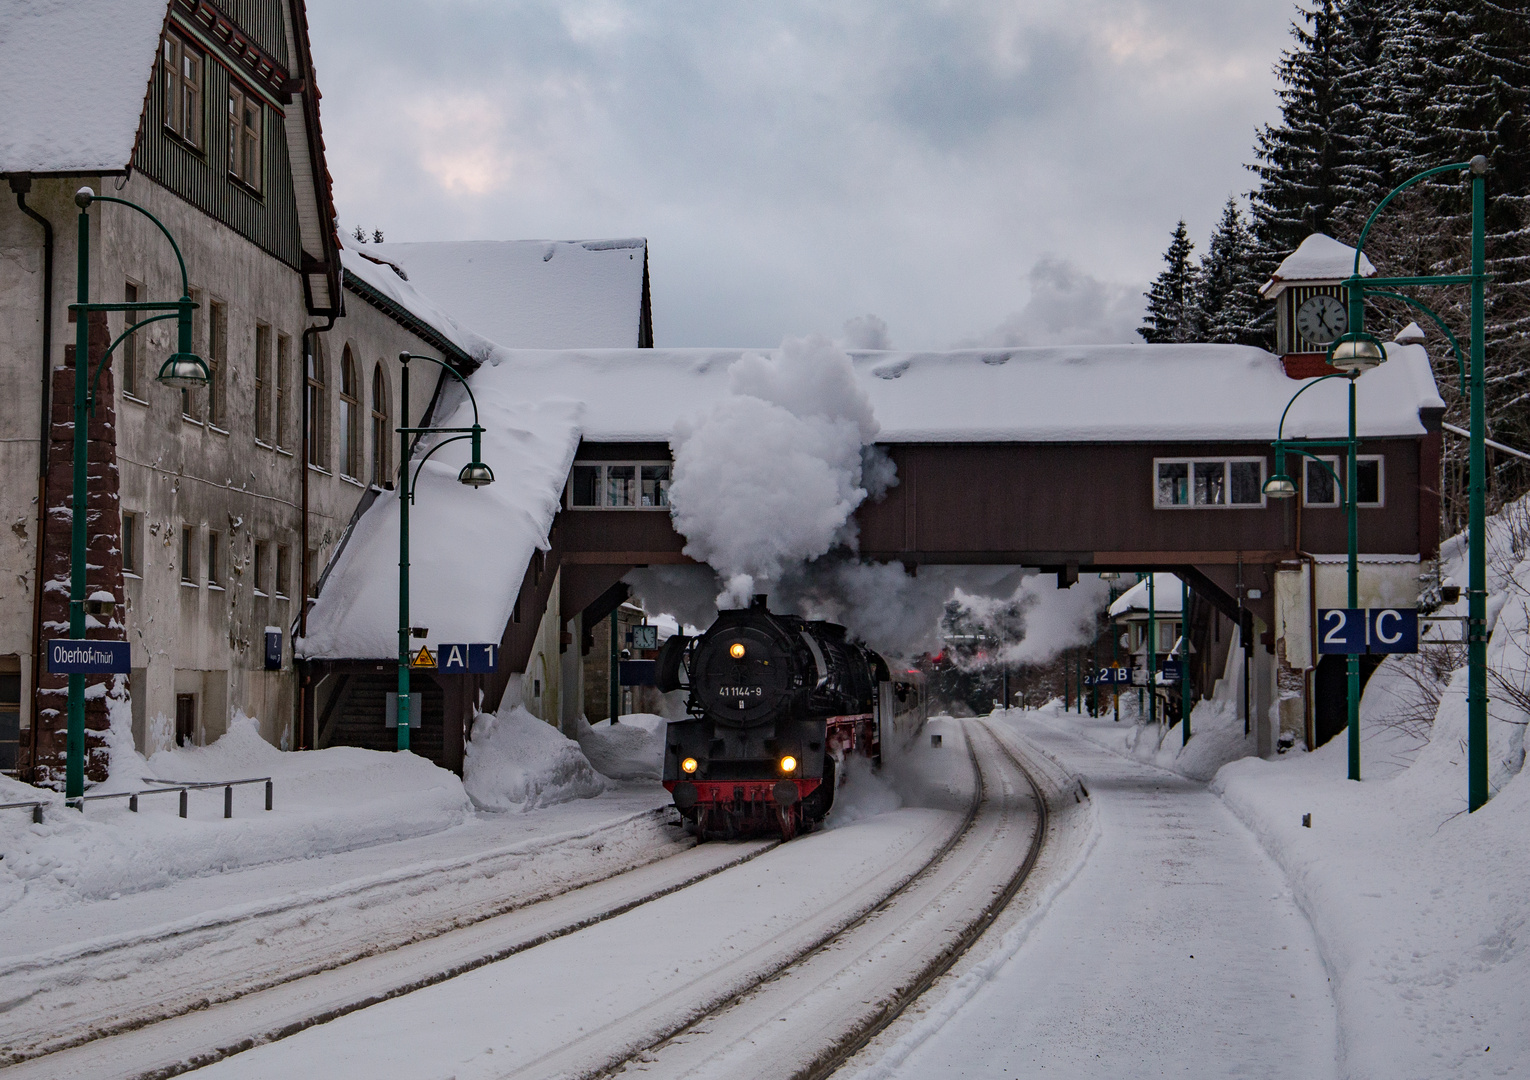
[1317,608,1418,655]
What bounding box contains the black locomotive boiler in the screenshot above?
[655,595,925,840]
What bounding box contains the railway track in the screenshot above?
[6,719,1061,1080]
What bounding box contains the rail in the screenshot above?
[0,799,47,824]
[61,777,274,819]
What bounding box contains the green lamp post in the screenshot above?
[393,352,493,752]
[63,187,206,799]
[1265,156,1489,808]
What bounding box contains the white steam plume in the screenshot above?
[668,336,883,608]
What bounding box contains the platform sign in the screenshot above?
[619,659,657,686]
[264,627,282,671]
[1160,659,1183,683]
[628,625,658,650]
[47,639,130,675]
[1318,608,1418,655]
[438,643,500,673]
[1087,667,1131,686]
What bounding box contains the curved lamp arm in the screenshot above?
[86,194,190,298]
[399,352,481,428]
[89,310,180,408]
[1365,289,1467,397]
[407,432,473,502]
[1277,372,1349,442]
[1353,161,1475,278]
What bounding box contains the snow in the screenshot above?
[576,714,667,781]
[0,0,169,174]
[0,711,470,906]
[1260,232,1377,296]
[297,375,582,659]
[462,704,608,811]
[1106,571,1185,616]
[339,247,498,362]
[474,342,1443,444]
[861,714,1339,1080]
[367,239,649,348]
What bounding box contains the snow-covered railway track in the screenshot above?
[0,807,707,1067]
[593,718,1048,1080]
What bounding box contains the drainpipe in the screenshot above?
[12,175,53,782]
[297,316,335,751]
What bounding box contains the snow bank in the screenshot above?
[576,714,667,781]
[463,705,607,811]
[0,713,471,907]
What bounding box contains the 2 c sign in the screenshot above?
[1317,608,1418,655]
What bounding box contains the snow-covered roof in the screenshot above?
[1108,574,1185,618]
[1260,233,1376,298]
[477,343,1443,443]
[0,0,170,174]
[298,368,584,660]
[340,247,497,364]
[366,239,649,348]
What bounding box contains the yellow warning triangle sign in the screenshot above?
[411,645,437,669]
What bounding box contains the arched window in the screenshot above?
[371,363,391,487]
[305,338,327,468]
[339,347,360,479]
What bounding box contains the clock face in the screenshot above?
[1296,294,1348,346]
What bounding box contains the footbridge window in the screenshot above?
[1155,457,1265,508]
[569,462,671,508]
[1304,455,1383,508]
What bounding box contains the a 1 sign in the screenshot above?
[1317,608,1419,655]
[438,643,500,673]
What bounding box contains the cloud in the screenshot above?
[959,255,1144,348]
[306,0,1291,348]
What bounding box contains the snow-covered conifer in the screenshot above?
[1139,222,1199,344]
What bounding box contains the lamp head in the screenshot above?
[1327,331,1387,374]
[1263,474,1298,499]
[1471,155,1488,176]
[156,352,209,388]
[458,461,494,488]
[74,186,94,208]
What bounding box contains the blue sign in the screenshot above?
[1160,659,1183,683]
[438,643,500,674]
[619,659,657,686]
[1086,667,1131,686]
[1368,608,1418,654]
[264,627,282,671]
[1318,608,1419,655]
[47,639,130,675]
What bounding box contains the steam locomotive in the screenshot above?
[655,595,926,840]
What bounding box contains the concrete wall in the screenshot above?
[0,174,458,761]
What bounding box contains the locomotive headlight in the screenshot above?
[681,756,699,774]
[779,755,798,773]
[729,642,746,659]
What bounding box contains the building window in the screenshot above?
[275,544,290,599]
[227,83,263,192]
[181,525,197,584]
[207,300,227,428]
[122,281,142,397]
[306,548,320,598]
[207,531,222,588]
[371,363,391,487]
[339,347,360,479]
[161,33,204,150]
[1305,455,1383,508]
[1154,457,1265,508]
[567,462,672,508]
[306,339,327,468]
[276,332,291,448]
[122,511,140,576]
[253,540,268,595]
[0,661,19,772]
[183,289,203,420]
[255,323,272,443]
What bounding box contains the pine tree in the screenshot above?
[1138,222,1198,343]
[1196,198,1266,346]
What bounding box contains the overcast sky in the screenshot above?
[307,0,1296,350]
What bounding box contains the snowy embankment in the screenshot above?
[1032,497,1530,1077]
[0,699,642,911]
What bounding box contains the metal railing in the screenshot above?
[0,799,46,824]
[63,777,274,819]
